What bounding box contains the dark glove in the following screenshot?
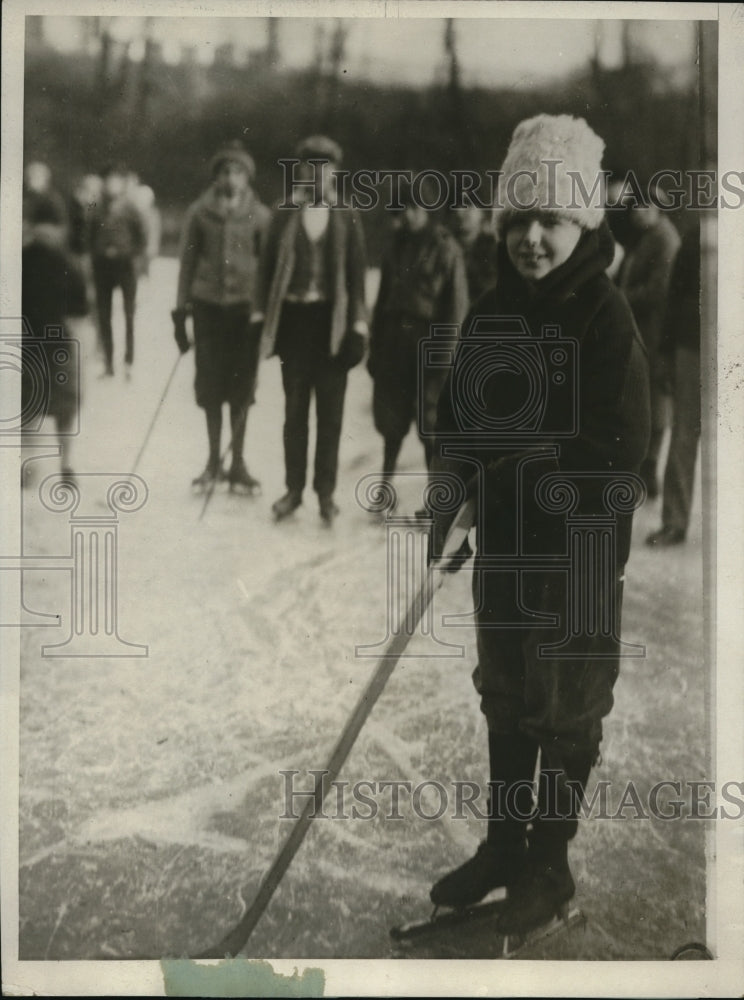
[171,308,190,354]
[438,533,473,574]
[336,329,366,371]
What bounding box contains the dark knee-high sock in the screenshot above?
[230,404,247,467]
[383,437,403,479]
[206,406,222,469]
[487,731,539,848]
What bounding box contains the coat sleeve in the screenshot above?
[437,239,469,328]
[252,209,282,317]
[622,226,681,318]
[345,210,368,329]
[175,204,202,310]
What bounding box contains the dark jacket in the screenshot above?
[461,229,499,305]
[89,195,147,262]
[618,214,681,354]
[176,187,270,308]
[22,237,88,421]
[254,205,367,359]
[372,222,468,332]
[434,223,650,565]
[659,223,700,355]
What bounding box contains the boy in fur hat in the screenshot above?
[173,140,270,493]
[429,115,650,936]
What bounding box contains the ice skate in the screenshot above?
[191,463,227,493]
[319,495,339,526]
[272,490,302,521]
[429,840,524,910]
[228,460,261,497]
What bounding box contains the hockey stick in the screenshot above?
[194,493,477,958]
[130,353,183,476]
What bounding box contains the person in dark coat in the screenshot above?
[173,141,270,493]
[646,218,701,546]
[368,182,468,493]
[428,115,650,937]
[251,136,368,525]
[618,193,680,498]
[89,163,147,378]
[450,198,499,305]
[22,196,89,483]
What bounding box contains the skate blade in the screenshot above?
[229,483,262,497]
[390,891,508,944]
[501,905,586,959]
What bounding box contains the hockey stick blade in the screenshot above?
[193,495,477,959]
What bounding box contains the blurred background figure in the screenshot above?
[22,160,68,244]
[126,172,162,278]
[173,139,269,495]
[604,176,636,282]
[21,194,89,486]
[368,179,468,504]
[450,196,499,306]
[88,162,148,379]
[68,172,102,261]
[617,182,681,498]
[646,217,701,547]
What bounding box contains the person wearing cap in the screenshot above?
[428,115,650,937]
[251,135,368,525]
[368,180,468,500]
[88,162,148,379]
[173,140,270,494]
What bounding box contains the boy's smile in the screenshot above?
[505,213,583,282]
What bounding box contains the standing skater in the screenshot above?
[428,116,650,938]
[368,183,468,496]
[173,140,270,494]
[618,186,680,498]
[645,219,702,547]
[89,163,147,379]
[252,135,368,525]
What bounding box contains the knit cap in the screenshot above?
[210,141,256,180]
[494,114,606,238]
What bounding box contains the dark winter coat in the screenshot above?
[254,206,367,359]
[432,222,650,761]
[461,229,499,305]
[618,214,681,355]
[88,195,147,263]
[659,223,700,355]
[176,187,270,308]
[22,238,88,423]
[371,222,468,333]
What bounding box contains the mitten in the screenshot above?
[337,329,366,371]
[171,308,190,354]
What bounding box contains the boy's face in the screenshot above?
[505,212,583,282]
[402,204,429,232]
[216,160,249,198]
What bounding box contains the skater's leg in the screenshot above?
[228,401,261,493]
[312,358,347,508]
[56,412,74,479]
[429,729,537,908]
[92,261,114,374]
[120,258,137,367]
[192,405,223,488]
[497,749,593,936]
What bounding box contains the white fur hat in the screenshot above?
[494,114,606,238]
